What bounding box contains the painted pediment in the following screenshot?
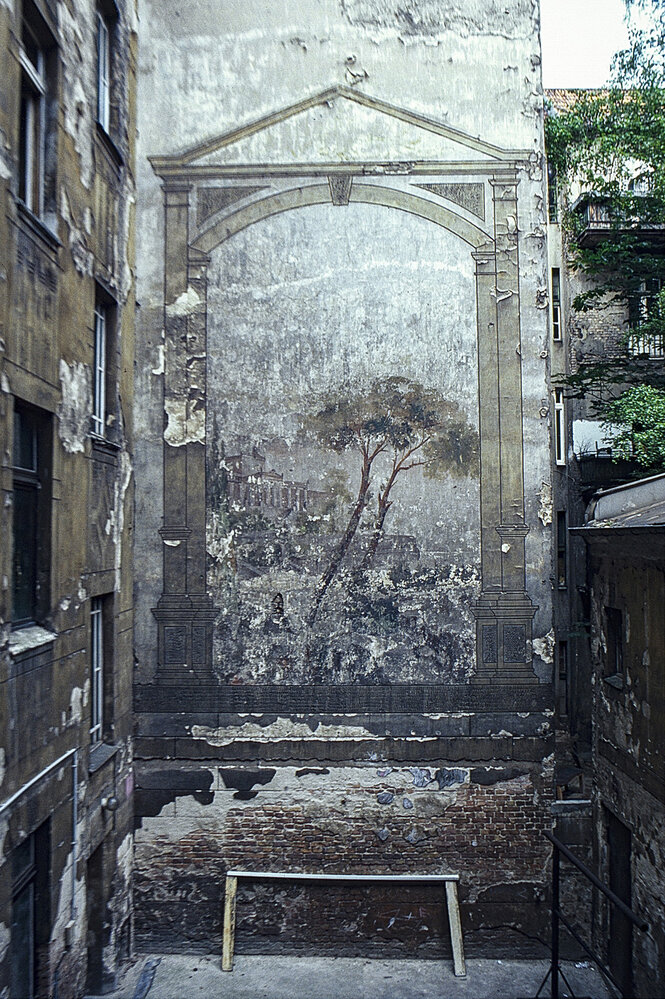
[150,86,527,175]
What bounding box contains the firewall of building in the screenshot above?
[131,0,555,959]
[0,1,137,995]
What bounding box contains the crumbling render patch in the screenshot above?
[57,360,91,453]
[532,629,555,665]
[166,286,202,318]
[340,0,537,38]
[164,398,205,446]
[538,481,553,526]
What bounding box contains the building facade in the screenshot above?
[132,0,555,958]
[575,474,665,999]
[0,1,136,995]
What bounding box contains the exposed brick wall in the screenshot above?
[134,761,553,957]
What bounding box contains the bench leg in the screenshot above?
[222,875,238,971]
[445,880,466,977]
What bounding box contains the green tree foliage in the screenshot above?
[602,384,665,466]
[305,377,478,623]
[545,0,665,469]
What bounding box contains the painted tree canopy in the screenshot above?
[546,0,665,470]
[306,376,479,622]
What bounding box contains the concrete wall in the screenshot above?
[0,1,136,995]
[133,0,555,956]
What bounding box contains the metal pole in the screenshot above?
[544,831,648,931]
[551,839,559,999]
[71,749,78,922]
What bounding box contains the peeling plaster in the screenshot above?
[192,718,387,744]
[113,449,134,591]
[0,128,12,181]
[60,189,94,275]
[537,481,552,526]
[152,342,165,375]
[164,398,206,446]
[58,0,97,189]
[69,680,90,725]
[340,0,538,40]
[166,286,202,317]
[532,629,555,665]
[57,359,91,453]
[0,920,9,974]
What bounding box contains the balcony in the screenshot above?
[575,194,665,248]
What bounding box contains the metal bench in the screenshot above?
[222,870,466,977]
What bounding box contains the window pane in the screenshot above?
[13,409,37,470]
[97,13,110,130]
[13,482,38,623]
[93,307,106,434]
[91,598,104,741]
[11,883,35,999]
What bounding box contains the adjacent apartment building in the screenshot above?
[0,1,136,995]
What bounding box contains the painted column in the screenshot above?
[473,175,536,684]
[153,185,216,682]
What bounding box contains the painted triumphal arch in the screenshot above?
[148,86,542,697]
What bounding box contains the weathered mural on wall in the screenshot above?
[205,205,481,685]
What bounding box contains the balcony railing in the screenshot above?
[575,195,665,247]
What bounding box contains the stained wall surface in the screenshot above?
[0,1,137,995]
[133,0,555,956]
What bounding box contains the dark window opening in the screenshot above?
[12,403,52,627]
[557,640,568,717]
[604,607,624,683]
[10,823,50,999]
[551,267,561,341]
[556,510,567,588]
[90,592,115,744]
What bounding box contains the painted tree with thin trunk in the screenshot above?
[305,377,478,624]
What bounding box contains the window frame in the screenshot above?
[19,19,47,215]
[96,9,111,133]
[90,597,104,744]
[91,287,118,440]
[18,2,57,223]
[92,303,107,436]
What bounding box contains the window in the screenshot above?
[96,2,118,136]
[93,304,107,435]
[10,823,50,999]
[628,278,664,357]
[553,388,566,466]
[18,3,56,219]
[90,594,113,743]
[604,607,624,684]
[96,9,111,131]
[551,268,562,342]
[556,510,567,588]
[12,403,51,627]
[90,597,104,743]
[92,288,117,438]
[556,640,568,717]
